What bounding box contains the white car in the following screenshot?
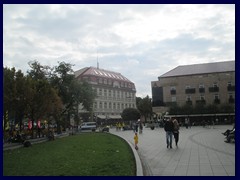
[80,122,97,132]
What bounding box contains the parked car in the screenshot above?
[80,122,97,132]
[123,125,133,131]
[101,126,110,132]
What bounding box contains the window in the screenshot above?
[109,90,112,97]
[200,94,205,101]
[214,94,220,104]
[99,102,102,108]
[104,79,107,84]
[98,89,102,96]
[186,95,191,101]
[170,86,176,95]
[229,93,234,103]
[214,94,219,100]
[199,84,205,88]
[104,102,107,109]
[213,82,218,88]
[171,96,176,102]
[104,89,107,97]
[109,102,112,109]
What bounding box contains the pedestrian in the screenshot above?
[212,119,215,129]
[134,132,138,150]
[185,118,188,129]
[164,117,174,149]
[139,121,143,134]
[134,120,139,133]
[173,119,180,147]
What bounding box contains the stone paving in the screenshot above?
[110,125,235,176]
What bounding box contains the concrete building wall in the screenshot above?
[152,68,235,114]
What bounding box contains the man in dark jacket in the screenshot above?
[164,118,174,148]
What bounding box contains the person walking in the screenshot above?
[164,118,174,149]
[134,132,139,150]
[173,119,180,147]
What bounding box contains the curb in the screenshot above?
[110,133,143,176]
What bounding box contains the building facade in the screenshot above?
[75,67,136,121]
[151,61,235,115]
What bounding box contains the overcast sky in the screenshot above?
[3,4,235,98]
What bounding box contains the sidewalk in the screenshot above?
[110,125,235,176]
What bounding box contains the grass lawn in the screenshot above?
[3,133,136,176]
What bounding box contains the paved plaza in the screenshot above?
[110,125,235,176]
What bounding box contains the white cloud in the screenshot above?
[3,4,235,98]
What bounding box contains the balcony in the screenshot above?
[209,86,219,92]
[199,88,205,93]
[170,89,176,95]
[185,88,196,94]
[227,85,235,91]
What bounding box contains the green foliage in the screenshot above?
[121,108,140,121]
[3,133,135,176]
[136,96,152,120]
[3,61,97,133]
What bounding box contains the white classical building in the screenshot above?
[75,67,136,122]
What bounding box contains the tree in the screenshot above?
[121,108,140,121]
[3,67,17,131]
[136,96,152,122]
[50,62,96,126]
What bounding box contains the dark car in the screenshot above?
[123,125,133,131]
[101,126,109,132]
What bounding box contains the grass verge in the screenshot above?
[3,133,136,176]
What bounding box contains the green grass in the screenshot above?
[3,133,136,176]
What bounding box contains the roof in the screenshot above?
[75,67,133,83]
[160,61,235,78]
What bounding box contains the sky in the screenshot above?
[3,4,235,98]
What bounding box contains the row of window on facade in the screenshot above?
[82,76,134,89]
[94,101,135,109]
[170,82,235,95]
[93,88,135,99]
[171,93,235,104]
